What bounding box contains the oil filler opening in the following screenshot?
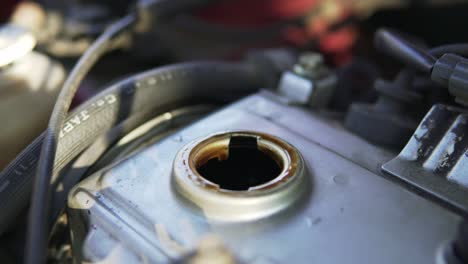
[174,131,305,220]
[195,135,283,191]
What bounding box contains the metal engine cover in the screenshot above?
[67,92,460,264]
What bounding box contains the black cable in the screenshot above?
[25,13,137,264]
[375,29,437,73]
[428,44,468,58]
[394,44,468,87]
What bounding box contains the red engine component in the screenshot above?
[197,0,357,64]
[197,0,317,26]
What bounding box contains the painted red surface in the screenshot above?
[197,0,318,26]
[198,0,357,64]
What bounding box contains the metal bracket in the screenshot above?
[382,104,468,215]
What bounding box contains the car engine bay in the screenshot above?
[0,0,468,263]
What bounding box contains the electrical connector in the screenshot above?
[431,53,468,106]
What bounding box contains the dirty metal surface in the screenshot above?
[68,93,460,264]
[382,104,468,215]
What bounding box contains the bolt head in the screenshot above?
[294,52,325,78]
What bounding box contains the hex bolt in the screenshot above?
[294,52,326,78]
[277,52,337,107]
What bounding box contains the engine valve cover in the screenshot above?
[68,92,460,264]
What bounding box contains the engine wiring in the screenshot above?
[25,12,138,264]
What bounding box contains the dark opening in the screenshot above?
[196,136,282,191]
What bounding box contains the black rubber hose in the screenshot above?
[394,44,468,88]
[428,44,468,58]
[0,61,267,236]
[375,29,437,73]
